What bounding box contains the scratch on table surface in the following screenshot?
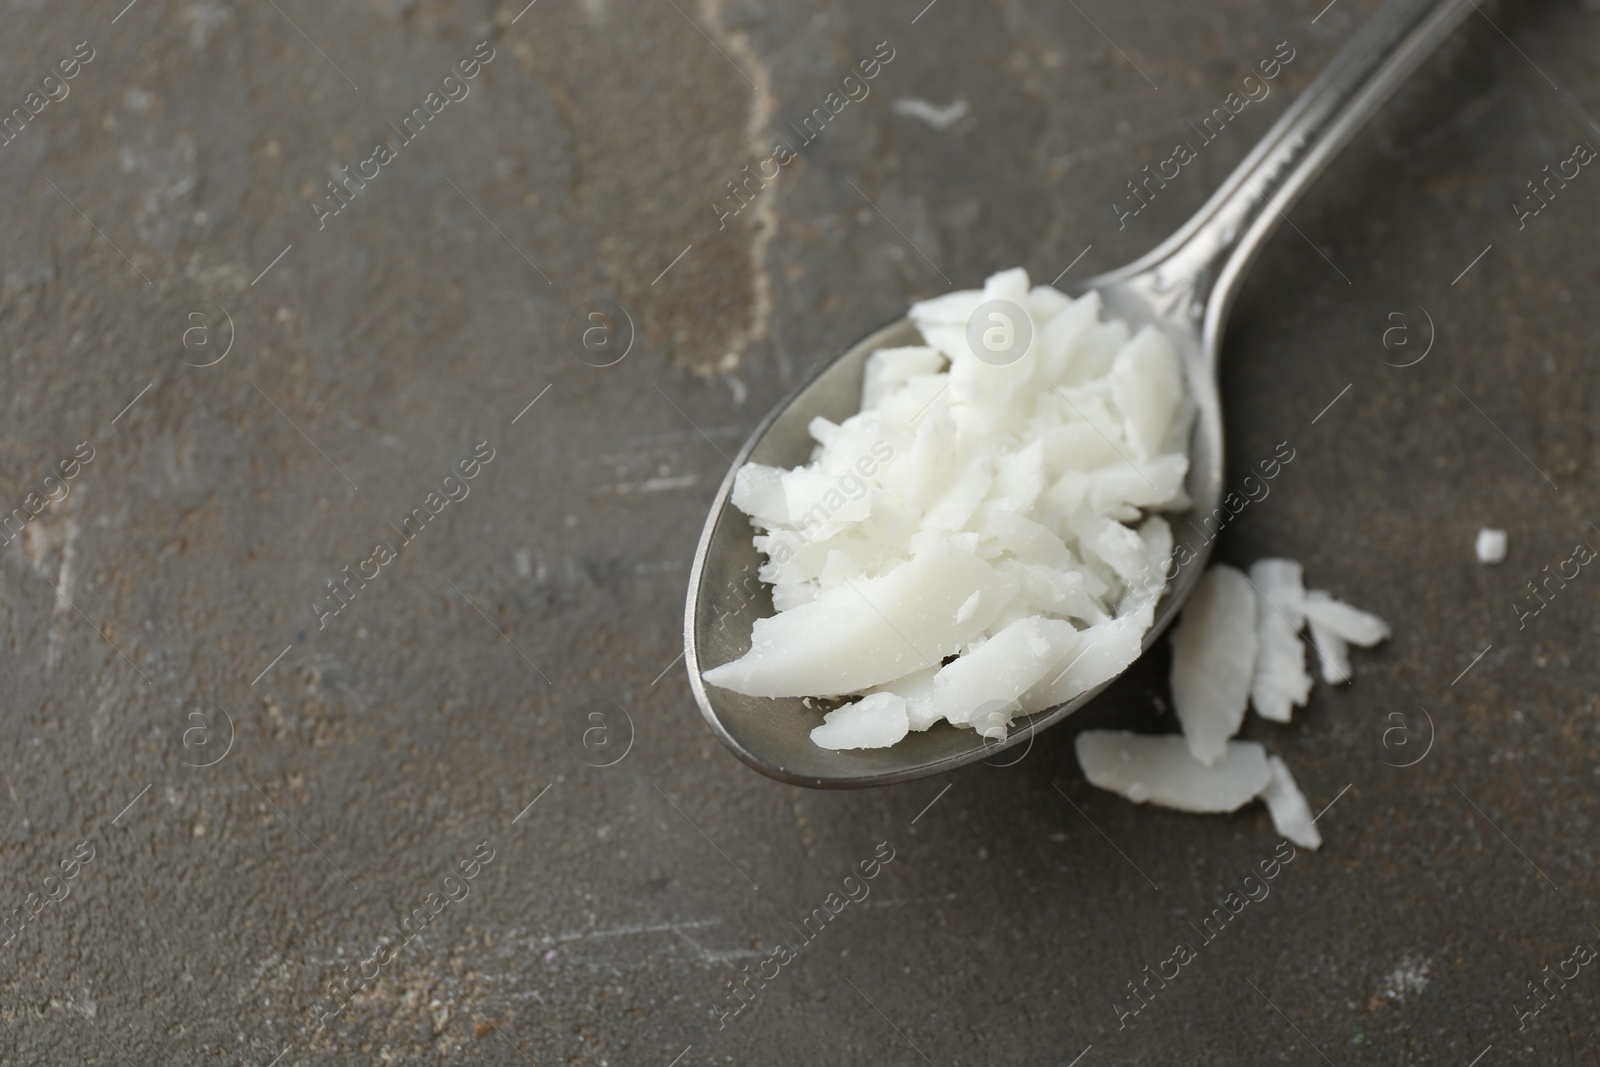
[694,0,774,378]
[551,918,722,943]
[894,96,971,130]
[858,892,961,910]
[670,921,764,965]
[599,474,699,495]
[525,918,764,966]
[23,508,82,672]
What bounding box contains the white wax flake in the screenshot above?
[1169,565,1257,766]
[1249,558,1307,628]
[1302,588,1389,683]
[1308,618,1351,684]
[701,542,1015,698]
[730,464,787,529]
[1109,326,1184,460]
[705,268,1193,746]
[810,692,910,750]
[1075,731,1271,813]
[860,346,944,410]
[931,615,1079,730]
[1017,592,1154,713]
[1475,527,1507,564]
[1301,590,1390,647]
[1075,733,1323,849]
[1248,558,1312,723]
[869,666,942,732]
[1260,755,1321,850]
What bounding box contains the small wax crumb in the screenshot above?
[1474,528,1506,564]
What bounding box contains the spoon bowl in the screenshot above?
[683,284,1222,787]
[685,0,1473,788]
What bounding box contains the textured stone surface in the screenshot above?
[1,0,1597,1063]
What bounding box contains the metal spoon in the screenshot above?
[684,0,1472,788]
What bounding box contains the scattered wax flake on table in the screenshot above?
[1302,587,1390,684]
[1261,754,1321,850]
[1076,558,1386,849]
[1474,526,1507,564]
[1074,731,1271,813]
[1249,558,1312,723]
[704,267,1194,749]
[1168,564,1257,765]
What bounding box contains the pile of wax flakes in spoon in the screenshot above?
[702,268,1388,848]
[704,267,1193,742]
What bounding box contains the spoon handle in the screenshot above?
[1122,0,1474,328]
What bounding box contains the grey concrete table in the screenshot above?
[1,0,1596,1063]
